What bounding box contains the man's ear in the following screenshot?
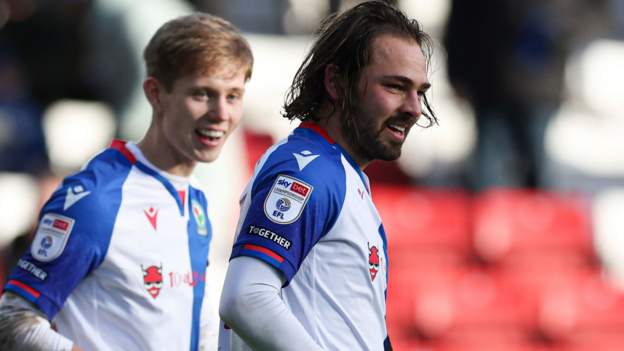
[143,77,162,110]
[323,64,341,102]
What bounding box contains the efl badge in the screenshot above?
[31,213,75,262]
[264,174,313,224]
[142,264,163,299]
[192,200,208,235]
[368,243,380,282]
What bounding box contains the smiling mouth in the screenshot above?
[385,122,408,141]
[388,123,406,133]
[196,128,225,143]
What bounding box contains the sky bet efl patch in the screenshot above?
[31,213,75,262]
[264,174,313,224]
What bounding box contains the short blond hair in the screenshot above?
[143,13,253,90]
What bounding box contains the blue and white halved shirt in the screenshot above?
[5,141,212,351]
[227,123,390,351]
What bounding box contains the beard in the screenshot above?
[342,105,406,163]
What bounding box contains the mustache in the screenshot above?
[386,113,416,126]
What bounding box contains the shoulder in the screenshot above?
[27,147,133,262]
[252,133,347,195]
[43,147,133,217]
[246,134,349,227]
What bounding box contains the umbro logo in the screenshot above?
[64,185,91,210]
[293,150,319,171]
[144,207,159,231]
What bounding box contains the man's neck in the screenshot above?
[137,126,196,177]
[314,108,370,170]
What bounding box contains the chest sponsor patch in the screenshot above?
[31,213,75,262]
[264,174,313,224]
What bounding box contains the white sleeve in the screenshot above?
[219,256,323,351]
[0,292,74,351]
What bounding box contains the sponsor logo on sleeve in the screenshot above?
[264,175,313,224]
[17,259,48,280]
[30,213,75,262]
[247,225,292,250]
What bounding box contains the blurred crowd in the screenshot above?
[1,0,624,325]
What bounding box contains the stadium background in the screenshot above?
[1,0,624,349]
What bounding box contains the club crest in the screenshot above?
[142,264,163,299]
[191,200,208,235]
[368,243,380,282]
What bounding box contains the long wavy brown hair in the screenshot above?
[282,1,437,130]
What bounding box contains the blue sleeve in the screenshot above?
[231,146,346,283]
[4,149,129,320]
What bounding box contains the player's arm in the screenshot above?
[0,292,80,351]
[223,150,342,349]
[2,165,119,351]
[219,256,323,351]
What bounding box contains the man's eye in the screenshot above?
[385,84,404,92]
[193,90,209,100]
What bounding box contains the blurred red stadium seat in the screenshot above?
[471,189,594,266]
[390,338,560,351]
[388,262,537,341]
[383,186,624,351]
[365,160,413,184]
[561,333,624,351]
[373,185,472,254]
[388,256,459,337]
[242,128,274,173]
[534,270,624,343]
